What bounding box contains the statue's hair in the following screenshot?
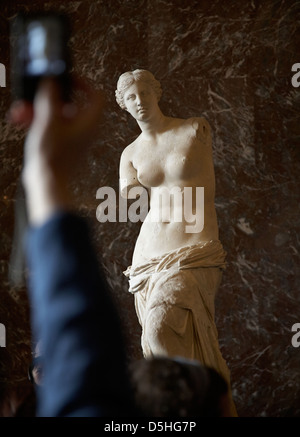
[115,69,162,109]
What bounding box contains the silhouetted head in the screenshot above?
[130,356,230,417]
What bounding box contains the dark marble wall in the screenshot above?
[0,0,299,417]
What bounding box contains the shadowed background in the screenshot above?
[0,0,299,416]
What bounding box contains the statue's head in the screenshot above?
[115,69,162,110]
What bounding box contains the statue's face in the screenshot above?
[123,81,158,121]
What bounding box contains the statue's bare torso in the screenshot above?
[120,116,219,265]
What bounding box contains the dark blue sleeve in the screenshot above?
[26,212,135,417]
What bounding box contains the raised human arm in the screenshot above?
[15,79,103,225]
[9,80,136,417]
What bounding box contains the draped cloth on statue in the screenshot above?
[123,240,230,383]
[124,240,238,416]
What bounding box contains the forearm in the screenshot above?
[18,78,103,227]
[26,213,133,416]
[10,79,123,416]
[22,150,73,227]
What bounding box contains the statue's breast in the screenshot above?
[133,122,203,188]
[137,162,165,187]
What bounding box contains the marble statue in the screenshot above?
[116,69,237,415]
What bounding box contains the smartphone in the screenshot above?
[11,12,71,101]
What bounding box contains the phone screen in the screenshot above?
[11,13,70,100]
[23,18,67,76]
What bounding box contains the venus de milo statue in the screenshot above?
[116,69,237,415]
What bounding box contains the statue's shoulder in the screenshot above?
[187,116,211,130]
[169,117,211,139]
[186,117,212,146]
[187,117,211,133]
[121,135,140,159]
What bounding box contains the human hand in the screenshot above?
[9,78,104,226]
